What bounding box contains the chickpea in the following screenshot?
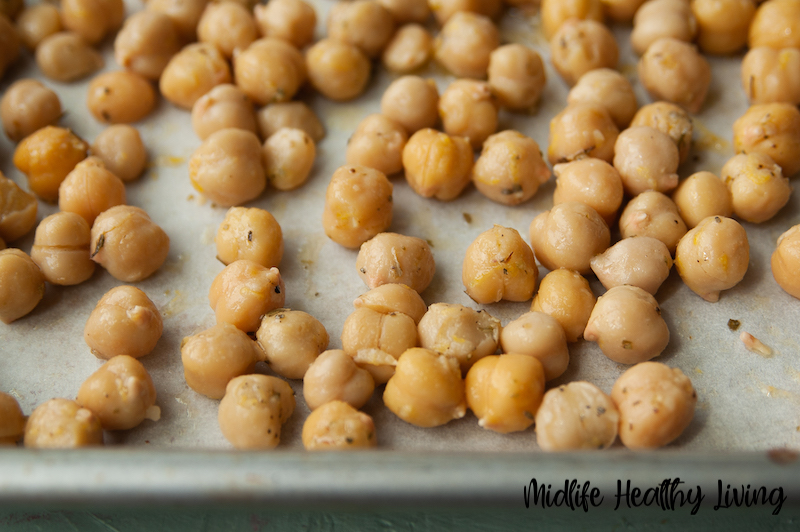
[16,4,62,50]
[382,24,433,73]
[257,102,324,142]
[76,355,159,431]
[487,44,546,111]
[0,0,22,20]
[0,171,37,243]
[742,48,800,106]
[218,374,294,449]
[473,130,550,206]
[590,236,673,295]
[189,128,266,207]
[535,382,619,451]
[1,79,61,143]
[61,0,123,45]
[630,0,697,56]
[630,101,693,164]
[342,307,418,383]
[190,84,256,141]
[35,32,104,82]
[328,0,395,58]
[378,0,430,23]
[568,69,637,129]
[772,224,800,299]
[353,283,427,324]
[418,303,501,373]
[159,43,231,110]
[692,0,754,55]
[209,261,284,333]
[114,10,181,81]
[433,11,499,79]
[600,0,646,22]
[304,350,375,410]
[550,19,619,87]
[547,103,619,165]
[611,361,696,449]
[430,0,502,25]
[0,249,44,324]
[675,216,749,302]
[499,312,569,381]
[381,76,440,134]
[322,165,393,249]
[540,0,604,40]
[87,71,156,125]
[91,125,148,183]
[403,128,474,201]
[552,159,622,226]
[619,191,687,254]
[356,232,435,293]
[465,354,546,434]
[197,1,257,58]
[253,0,316,48]
[0,392,26,445]
[262,127,316,191]
[749,0,800,49]
[147,0,208,42]
[531,269,596,343]
[302,400,377,450]
[671,171,733,229]
[346,114,408,176]
[31,212,95,286]
[256,308,329,380]
[306,38,371,102]
[529,202,610,275]
[732,103,800,177]
[90,205,170,282]
[383,347,467,427]
[0,14,20,79]
[13,126,88,202]
[721,153,791,224]
[216,207,283,268]
[58,157,126,226]
[84,286,162,360]
[613,126,680,196]
[638,38,711,113]
[438,79,498,150]
[23,398,103,449]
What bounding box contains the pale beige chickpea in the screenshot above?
[772,224,800,299]
[613,126,680,196]
[257,102,325,142]
[58,157,126,225]
[692,0,754,54]
[382,24,433,73]
[356,232,435,293]
[114,10,181,81]
[84,286,163,360]
[600,0,646,21]
[438,79,498,149]
[328,0,395,58]
[433,11,499,79]
[346,114,408,176]
[630,101,693,164]
[234,38,306,106]
[253,0,316,48]
[1,79,61,143]
[91,125,148,183]
[35,32,104,82]
[147,0,208,42]
[529,202,610,274]
[536,381,619,451]
[531,269,596,343]
[197,1,257,58]
[306,38,371,101]
[473,130,550,206]
[630,0,697,56]
[540,0,604,40]
[354,283,427,324]
[466,354,545,434]
[16,4,61,50]
[462,225,538,304]
[552,158,622,226]
[550,19,619,87]
[0,249,44,324]
[218,374,294,449]
[671,171,733,229]
[0,171,37,243]
[0,14,20,80]
[322,165,393,249]
[302,400,376,450]
[733,103,800,177]
[381,76,439,134]
[430,0,503,25]
[191,84,257,141]
[749,0,800,49]
[378,0,430,23]
[13,126,89,202]
[638,38,711,113]
[590,236,673,295]
[619,191,687,254]
[383,347,467,427]
[303,350,375,411]
[547,103,619,165]
[742,48,800,106]
[721,153,792,224]
[0,392,26,445]
[77,355,160,431]
[209,260,285,333]
[568,69,637,129]
[189,128,266,207]
[87,71,156,125]
[159,43,231,110]
[487,44,546,111]
[612,361,696,449]
[262,127,316,191]
[418,303,501,374]
[675,216,749,302]
[61,0,124,45]
[90,205,170,282]
[499,312,569,381]
[403,128,474,201]
[256,308,329,380]
[31,212,95,286]
[215,207,283,268]
[23,398,103,449]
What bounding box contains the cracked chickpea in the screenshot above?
[191,84,257,141]
[487,44,546,111]
[553,158,623,226]
[721,153,791,224]
[1,79,62,143]
[197,1,257,58]
[256,309,329,380]
[550,19,619,87]
[234,38,306,106]
[590,236,673,295]
[354,284,427,325]
[531,269,596,343]
[357,232,435,293]
[257,102,325,142]
[749,0,800,49]
[114,11,181,81]
[547,103,618,165]
[772,225,800,300]
[733,103,800,177]
[346,114,408,176]
[306,38,371,102]
[630,0,697,56]
[31,212,95,286]
[742,48,800,106]
[639,38,711,113]
[15,4,61,50]
[630,101,693,165]
[0,171,37,243]
[614,126,680,196]
[672,171,733,229]
[540,0,604,40]
[59,157,126,225]
[209,260,284,333]
[535,382,619,451]
[146,0,208,42]
[23,398,103,449]
[304,350,375,411]
[434,12,499,79]
[36,32,104,83]
[254,0,316,48]
[263,128,316,191]
[619,191,687,254]
[403,128,473,201]
[302,401,376,451]
[84,286,162,360]
[216,207,283,268]
[159,43,231,110]
[219,374,295,450]
[328,0,395,58]
[530,202,610,275]
[91,125,148,183]
[568,69,637,129]
[381,76,439,134]
[0,249,44,324]
[418,303,501,374]
[382,24,433,74]
[500,312,569,381]
[438,79,498,150]
[473,130,550,206]
[0,392,26,445]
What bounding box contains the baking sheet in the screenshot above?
[1,0,799,456]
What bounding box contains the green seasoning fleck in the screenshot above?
[728,319,741,331]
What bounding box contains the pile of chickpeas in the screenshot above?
[1,0,799,453]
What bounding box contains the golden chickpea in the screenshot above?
[692,0,754,54]
[630,101,693,164]
[159,43,231,110]
[0,14,20,79]
[35,32,104,83]
[262,127,316,191]
[611,361,696,450]
[0,0,22,19]
[114,10,181,81]
[613,126,680,196]
[382,24,433,73]
[147,0,208,42]
[304,350,375,411]
[356,232,435,293]
[61,0,123,45]
[209,261,284,333]
[16,4,62,50]
[353,283,427,324]
[84,286,163,360]
[639,38,711,113]
[383,347,467,428]
[216,207,283,268]
[77,355,159,431]
[473,130,550,206]
[529,202,610,274]
[13,126,89,202]
[197,1,257,58]
[466,354,545,434]
[550,19,619,87]
[235,39,307,106]
[378,0,430,23]
[346,114,408,176]
[0,171,37,243]
[31,212,95,286]
[257,101,325,142]
[721,153,791,223]
[1,79,61,143]
[58,157,127,225]
[90,205,170,282]
[218,374,295,449]
[619,191,687,254]
[91,125,148,183]
[590,236,673,295]
[535,382,619,451]
[772,225,800,299]
[438,79,498,149]
[531,269,596,343]
[499,312,569,381]
[253,0,316,48]
[547,103,619,165]
[487,44,546,111]
[256,308,329,380]
[430,0,502,25]
[671,171,733,229]
[630,0,697,56]
[741,48,800,106]
[553,158,623,226]
[733,103,800,177]
[188,128,266,207]
[402,128,473,201]
[600,0,646,21]
[749,0,800,49]
[0,249,44,324]
[191,84,257,141]
[418,303,501,373]
[306,38,371,102]
[0,392,26,445]
[381,76,440,134]
[568,69,637,129]
[23,398,103,449]
[328,0,395,58]
[322,165,393,249]
[433,11,499,79]
[540,0,604,40]
[302,400,376,450]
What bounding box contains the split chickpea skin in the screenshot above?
[219,374,295,450]
[302,401,376,451]
[84,286,163,360]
